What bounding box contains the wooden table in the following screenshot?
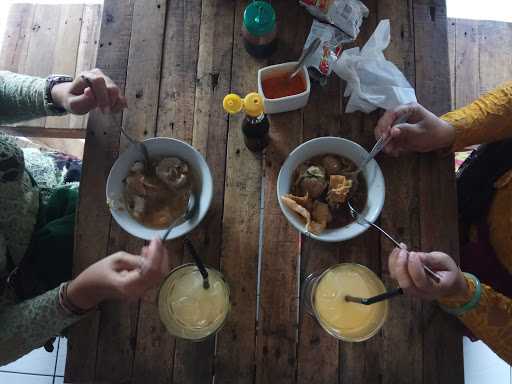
[67,1,463,383]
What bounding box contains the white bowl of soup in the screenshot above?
[277,137,385,242]
[106,137,213,241]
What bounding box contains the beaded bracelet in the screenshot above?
[440,273,482,317]
[58,282,95,316]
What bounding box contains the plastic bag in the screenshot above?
[333,19,417,113]
[303,20,353,78]
[299,0,369,38]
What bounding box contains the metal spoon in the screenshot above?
[120,126,152,175]
[289,38,321,80]
[347,199,442,283]
[351,113,411,178]
[161,192,197,241]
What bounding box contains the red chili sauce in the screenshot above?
[261,72,306,99]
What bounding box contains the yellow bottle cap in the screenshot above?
[223,92,265,117]
[243,92,264,117]
[223,94,243,114]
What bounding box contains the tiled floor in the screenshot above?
[0,337,67,384]
[1,336,511,383]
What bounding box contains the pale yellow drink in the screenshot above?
[158,264,230,340]
[312,263,388,341]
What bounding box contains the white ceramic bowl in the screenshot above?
[258,61,311,114]
[106,137,213,241]
[277,137,385,242]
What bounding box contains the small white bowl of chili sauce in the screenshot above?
[258,62,311,114]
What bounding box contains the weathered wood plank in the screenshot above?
[103,1,172,382]
[296,80,342,384]
[213,0,260,382]
[448,18,456,110]
[151,1,210,383]
[454,19,480,109]
[327,3,387,383]
[156,0,202,141]
[0,126,85,139]
[414,2,464,384]
[256,2,308,382]
[0,3,35,72]
[19,5,61,127]
[65,1,135,382]
[45,5,84,130]
[70,4,103,129]
[369,2,425,384]
[95,0,167,381]
[478,20,512,94]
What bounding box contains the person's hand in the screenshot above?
[375,103,455,156]
[67,238,169,310]
[388,247,468,300]
[51,68,127,115]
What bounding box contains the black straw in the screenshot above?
[345,287,403,305]
[184,238,210,290]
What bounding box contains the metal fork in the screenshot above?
[353,113,411,177]
[347,200,442,283]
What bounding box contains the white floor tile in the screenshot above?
[53,376,64,384]
[55,338,67,377]
[463,336,511,384]
[0,372,53,384]
[0,345,58,375]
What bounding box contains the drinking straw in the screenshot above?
[345,287,403,305]
[184,238,210,290]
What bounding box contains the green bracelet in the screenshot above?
[440,273,481,316]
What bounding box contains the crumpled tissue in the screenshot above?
[333,19,417,113]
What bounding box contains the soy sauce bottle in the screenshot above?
[223,93,270,152]
[242,1,277,59]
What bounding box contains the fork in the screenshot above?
[352,113,411,177]
[347,200,442,283]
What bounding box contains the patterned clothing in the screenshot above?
[0,71,82,365]
[439,81,512,364]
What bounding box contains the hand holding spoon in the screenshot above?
[347,199,442,284]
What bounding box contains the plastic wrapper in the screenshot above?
[303,20,353,79]
[299,0,369,38]
[333,19,417,113]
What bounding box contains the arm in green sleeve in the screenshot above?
[0,71,67,125]
[0,286,84,365]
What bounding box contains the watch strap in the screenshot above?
[45,74,73,113]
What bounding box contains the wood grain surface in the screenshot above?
[67,1,463,383]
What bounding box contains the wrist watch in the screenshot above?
[45,74,74,113]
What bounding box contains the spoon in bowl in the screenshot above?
[289,38,321,80]
[162,192,197,241]
[120,126,152,175]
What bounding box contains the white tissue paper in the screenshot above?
[333,19,417,113]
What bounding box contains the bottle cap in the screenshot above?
[223,92,265,118]
[243,92,264,117]
[223,94,243,114]
[243,1,276,37]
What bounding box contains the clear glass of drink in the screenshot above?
[158,263,230,341]
[302,263,389,342]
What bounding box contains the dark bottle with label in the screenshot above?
[223,92,270,152]
[242,1,277,59]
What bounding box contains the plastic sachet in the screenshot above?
[299,0,369,38]
[333,19,417,113]
[303,20,353,80]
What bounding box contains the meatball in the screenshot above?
[300,166,327,199]
[321,155,343,176]
[156,157,189,189]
